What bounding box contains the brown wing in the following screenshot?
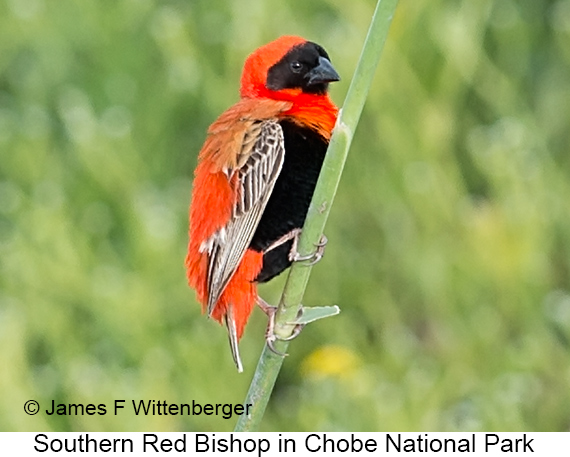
[205,120,285,314]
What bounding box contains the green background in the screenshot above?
[1,0,569,431]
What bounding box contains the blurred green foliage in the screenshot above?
[1,0,569,432]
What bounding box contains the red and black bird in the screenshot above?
[186,36,340,371]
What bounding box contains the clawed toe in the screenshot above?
[289,234,328,265]
[279,323,305,341]
[266,334,287,356]
[266,322,305,356]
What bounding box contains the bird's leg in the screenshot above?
[256,296,305,356]
[264,228,328,266]
[257,230,327,354]
[263,228,302,254]
[256,296,283,356]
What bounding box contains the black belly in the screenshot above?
[249,119,329,283]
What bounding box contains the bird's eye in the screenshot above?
[290,61,303,73]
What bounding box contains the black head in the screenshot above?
[266,41,340,95]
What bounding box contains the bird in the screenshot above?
[185,36,340,371]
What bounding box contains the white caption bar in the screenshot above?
[0,432,567,456]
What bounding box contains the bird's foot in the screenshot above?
[289,232,327,265]
[257,296,305,356]
[263,228,327,266]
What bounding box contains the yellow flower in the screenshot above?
[301,345,360,379]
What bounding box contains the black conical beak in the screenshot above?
[306,56,340,86]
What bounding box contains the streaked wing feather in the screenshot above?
[225,307,243,372]
[206,120,285,314]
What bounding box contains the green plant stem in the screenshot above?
[234,0,399,432]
